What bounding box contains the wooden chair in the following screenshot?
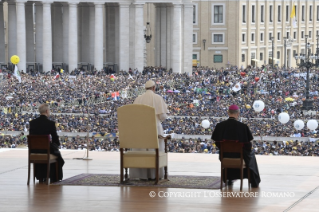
[117,104,170,185]
[27,135,59,185]
[219,140,250,190]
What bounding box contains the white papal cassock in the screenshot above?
[130,87,169,179]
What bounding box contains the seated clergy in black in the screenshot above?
[211,104,261,188]
[29,104,65,182]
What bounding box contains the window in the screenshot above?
[192,54,198,60]
[277,32,281,41]
[287,32,290,39]
[242,5,246,23]
[301,31,304,39]
[261,5,264,23]
[286,5,289,22]
[242,33,246,43]
[278,5,281,22]
[252,5,255,23]
[251,33,255,42]
[309,31,312,38]
[214,5,223,23]
[251,52,256,59]
[242,54,245,62]
[213,34,223,43]
[193,5,197,24]
[214,55,223,63]
[192,33,197,43]
[294,32,297,39]
[260,53,263,61]
[310,6,313,21]
[317,6,319,21]
[260,32,264,42]
[277,51,280,59]
[270,5,273,22]
[293,50,297,57]
[269,32,273,41]
[302,6,305,21]
[317,30,319,36]
[295,6,297,20]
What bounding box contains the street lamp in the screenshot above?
[294,35,318,110]
[271,37,274,69]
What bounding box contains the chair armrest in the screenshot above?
[158,135,171,153]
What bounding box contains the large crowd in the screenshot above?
[1,65,319,156]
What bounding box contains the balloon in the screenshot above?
[278,112,290,124]
[10,55,20,65]
[307,120,318,130]
[253,100,265,112]
[240,72,246,77]
[271,110,275,114]
[255,77,260,82]
[201,120,210,129]
[111,78,114,82]
[294,120,304,130]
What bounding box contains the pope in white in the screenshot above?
[129,80,169,180]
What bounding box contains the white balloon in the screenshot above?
[253,100,265,112]
[307,120,318,130]
[294,120,305,130]
[278,112,290,124]
[201,120,210,129]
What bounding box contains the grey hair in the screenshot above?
[39,104,50,114]
[228,109,239,114]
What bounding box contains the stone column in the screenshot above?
[183,4,193,73]
[119,3,130,71]
[160,6,167,67]
[25,3,34,63]
[172,4,182,73]
[8,2,17,61]
[35,3,43,67]
[135,4,144,72]
[94,3,104,71]
[114,6,119,66]
[69,2,78,71]
[155,5,160,66]
[89,4,95,65]
[52,3,64,63]
[166,6,171,69]
[0,3,6,63]
[129,4,135,69]
[42,2,52,72]
[62,4,69,66]
[16,1,27,72]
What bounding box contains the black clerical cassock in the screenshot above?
[212,117,261,187]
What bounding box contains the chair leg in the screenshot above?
[46,162,50,185]
[27,162,30,185]
[125,168,128,181]
[164,166,168,180]
[240,168,243,191]
[247,167,251,188]
[33,164,36,184]
[225,168,227,187]
[155,149,159,185]
[120,149,124,183]
[220,167,223,190]
[55,162,59,182]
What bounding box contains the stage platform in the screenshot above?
[0,149,318,212]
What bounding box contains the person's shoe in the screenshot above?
[251,184,259,188]
[227,180,233,185]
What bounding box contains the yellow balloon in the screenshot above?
[10,55,20,65]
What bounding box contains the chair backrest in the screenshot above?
[220,140,243,160]
[27,135,51,153]
[117,104,158,149]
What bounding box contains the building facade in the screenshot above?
[193,0,319,69]
[0,0,193,73]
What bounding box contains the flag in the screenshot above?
[232,82,241,92]
[54,73,60,80]
[290,5,297,27]
[13,65,21,83]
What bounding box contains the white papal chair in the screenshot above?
[117,104,170,185]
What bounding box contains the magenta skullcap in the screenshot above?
[229,105,239,110]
